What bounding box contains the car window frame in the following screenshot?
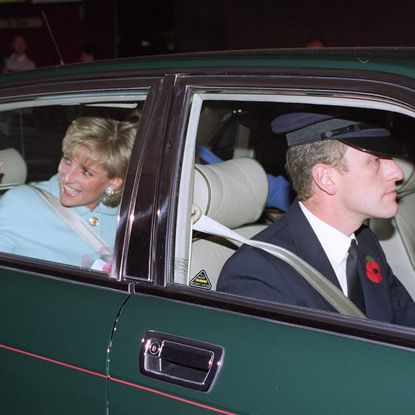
[0,75,164,291]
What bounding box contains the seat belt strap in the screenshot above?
[30,186,111,256]
[193,210,366,319]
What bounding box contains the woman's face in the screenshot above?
[58,146,123,210]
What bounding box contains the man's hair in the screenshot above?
[62,116,138,207]
[286,139,348,200]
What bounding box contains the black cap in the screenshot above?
[271,112,407,158]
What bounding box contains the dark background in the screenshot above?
[1,0,415,67]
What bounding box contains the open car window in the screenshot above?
[173,89,415,327]
[0,91,147,272]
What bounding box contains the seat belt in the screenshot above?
[30,186,112,257]
[192,205,366,319]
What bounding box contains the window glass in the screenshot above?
[174,90,415,328]
[0,92,147,273]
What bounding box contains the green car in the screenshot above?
[2,49,415,414]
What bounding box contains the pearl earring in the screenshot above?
[104,187,114,197]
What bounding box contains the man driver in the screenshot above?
[217,111,415,326]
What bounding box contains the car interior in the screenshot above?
[177,95,415,304]
[190,157,269,290]
[0,100,144,184]
[0,94,146,269]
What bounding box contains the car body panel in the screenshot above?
[2,49,415,84]
[108,293,415,415]
[2,49,415,413]
[0,268,129,413]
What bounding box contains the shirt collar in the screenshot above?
[299,201,355,264]
[10,53,28,62]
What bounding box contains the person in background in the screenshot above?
[0,116,137,270]
[79,44,96,63]
[305,38,326,48]
[3,35,36,73]
[218,111,415,327]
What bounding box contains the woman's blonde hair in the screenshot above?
[62,116,137,207]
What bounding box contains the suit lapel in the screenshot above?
[285,201,343,290]
[355,235,390,317]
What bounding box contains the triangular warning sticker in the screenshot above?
[190,270,212,290]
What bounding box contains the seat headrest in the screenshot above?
[0,148,27,187]
[396,158,415,197]
[194,158,268,229]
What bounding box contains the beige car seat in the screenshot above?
[189,157,268,290]
[368,158,415,300]
[0,148,27,189]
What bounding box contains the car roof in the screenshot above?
[2,47,415,86]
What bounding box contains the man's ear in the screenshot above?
[311,163,337,195]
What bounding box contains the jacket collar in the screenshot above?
[285,200,342,290]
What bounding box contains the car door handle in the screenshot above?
[140,331,224,391]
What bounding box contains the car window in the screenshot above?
[173,89,415,328]
[0,91,147,273]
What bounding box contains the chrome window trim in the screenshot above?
[0,82,158,290]
[0,90,148,111]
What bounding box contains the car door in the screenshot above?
[0,73,167,414]
[107,70,415,414]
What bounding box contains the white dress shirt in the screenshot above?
[4,53,35,73]
[299,202,356,296]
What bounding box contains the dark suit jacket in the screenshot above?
[217,201,415,326]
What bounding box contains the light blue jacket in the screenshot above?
[0,174,119,267]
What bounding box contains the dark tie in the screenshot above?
[346,239,366,312]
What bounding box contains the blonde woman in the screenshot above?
[0,116,137,269]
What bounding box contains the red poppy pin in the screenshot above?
[364,255,383,283]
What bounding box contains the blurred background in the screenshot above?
[1,0,415,68]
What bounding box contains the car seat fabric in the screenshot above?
[197,145,292,211]
[0,148,27,188]
[190,157,268,290]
